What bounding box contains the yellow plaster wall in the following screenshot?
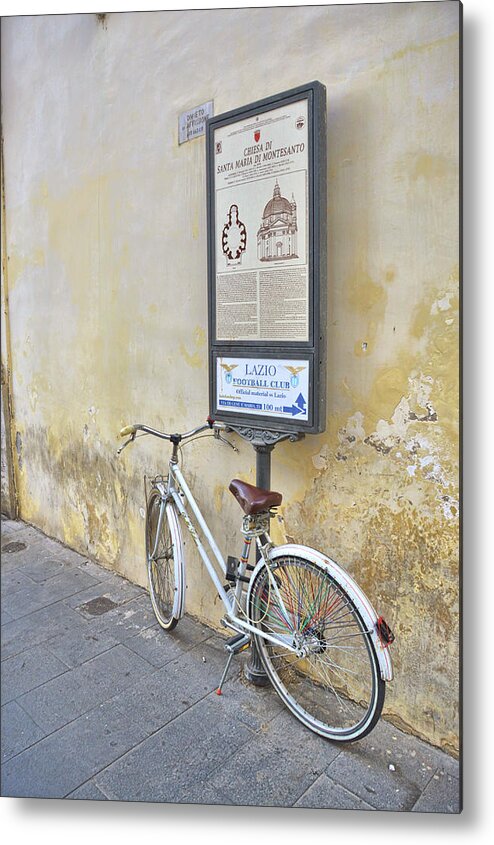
[1,3,460,753]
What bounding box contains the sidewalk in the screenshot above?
[1,515,460,812]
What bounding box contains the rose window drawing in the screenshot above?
[222,204,247,265]
[257,180,298,261]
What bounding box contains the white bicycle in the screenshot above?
[118,417,394,742]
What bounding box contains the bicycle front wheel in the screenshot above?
[145,489,184,631]
[248,555,385,741]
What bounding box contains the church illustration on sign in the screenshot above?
[257,179,298,261]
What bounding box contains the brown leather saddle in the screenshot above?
[229,478,282,515]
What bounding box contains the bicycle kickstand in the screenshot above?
[216,632,251,695]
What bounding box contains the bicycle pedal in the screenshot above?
[224,632,251,654]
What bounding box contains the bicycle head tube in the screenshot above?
[170,433,181,463]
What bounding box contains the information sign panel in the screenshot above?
[216,355,310,423]
[206,82,327,434]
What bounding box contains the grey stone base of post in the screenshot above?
[244,640,270,686]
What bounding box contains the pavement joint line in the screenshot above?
[70,777,114,801]
[409,765,460,812]
[325,773,373,806]
[410,766,439,810]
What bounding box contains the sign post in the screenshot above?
[206,81,327,681]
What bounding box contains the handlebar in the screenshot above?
[117,418,235,455]
[119,425,138,437]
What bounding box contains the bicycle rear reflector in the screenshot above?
[376,616,395,647]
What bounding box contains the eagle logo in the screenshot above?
[220,362,238,384]
[285,365,306,388]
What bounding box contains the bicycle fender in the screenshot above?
[166,502,186,620]
[256,544,393,682]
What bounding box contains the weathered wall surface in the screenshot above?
[1,3,460,752]
[1,374,13,515]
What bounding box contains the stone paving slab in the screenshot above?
[4,567,100,621]
[1,518,25,533]
[62,574,144,614]
[412,769,461,814]
[1,567,36,597]
[44,621,122,668]
[196,707,342,808]
[1,697,151,798]
[17,643,154,734]
[122,615,213,668]
[0,516,461,812]
[94,694,257,804]
[294,773,376,810]
[1,600,89,660]
[1,700,47,762]
[1,643,69,704]
[325,744,422,811]
[323,716,459,812]
[0,608,14,625]
[18,556,72,583]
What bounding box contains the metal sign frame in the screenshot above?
[206,81,327,434]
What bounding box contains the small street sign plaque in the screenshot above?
[179,100,214,144]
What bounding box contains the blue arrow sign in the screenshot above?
[283,403,304,416]
[283,393,307,416]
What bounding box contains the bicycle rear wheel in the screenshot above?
[145,488,184,630]
[248,555,385,741]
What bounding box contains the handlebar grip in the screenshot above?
[119,425,136,438]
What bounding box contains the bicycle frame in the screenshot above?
[152,458,299,652]
[126,420,392,681]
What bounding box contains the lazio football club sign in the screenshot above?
[217,357,310,422]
